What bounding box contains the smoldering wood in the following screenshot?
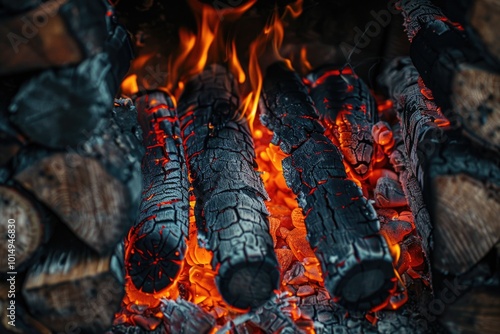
[178,64,279,310]
[398,0,500,150]
[13,99,144,255]
[22,239,125,334]
[0,186,48,273]
[6,12,133,149]
[388,122,433,266]
[307,66,377,180]
[126,91,190,294]
[381,57,500,275]
[261,61,395,311]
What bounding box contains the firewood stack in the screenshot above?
[0,1,140,333]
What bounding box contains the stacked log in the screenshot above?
[0,99,143,333]
[380,56,500,275]
[22,235,125,334]
[126,91,190,294]
[261,61,395,311]
[177,64,279,310]
[0,0,115,75]
[398,0,500,150]
[6,2,133,149]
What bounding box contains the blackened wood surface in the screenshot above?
[6,9,133,149]
[126,91,190,294]
[261,62,395,311]
[381,57,500,275]
[398,0,500,150]
[178,65,279,310]
[307,66,377,180]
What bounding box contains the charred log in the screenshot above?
[388,122,433,264]
[126,91,190,294]
[12,99,143,255]
[398,0,500,150]
[380,57,500,275]
[178,65,279,309]
[307,66,377,180]
[5,6,133,149]
[261,62,395,311]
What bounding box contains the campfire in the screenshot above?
[0,0,498,333]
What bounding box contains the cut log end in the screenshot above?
[217,258,280,310]
[451,65,500,149]
[127,225,186,294]
[469,0,500,61]
[15,153,131,255]
[432,173,500,274]
[325,236,396,310]
[0,186,43,272]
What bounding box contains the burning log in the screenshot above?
[398,0,500,149]
[380,57,500,275]
[12,99,144,255]
[22,237,125,333]
[0,186,49,273]
[261,62,395,310]
[388,122,433,263]
[306,66,377,180]
[0,0,115,76]
[178,65,280,310]
[6,5,133,149]
[126,91,190,294]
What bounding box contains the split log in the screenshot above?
[22,238,125,334]
[0,281,52,334]
[441,0,500,65]
[126,91,190,294]
[398,0,500,150]
[261,61,395,311]
[178,65,279,309]
[440,286,500,334]
[6,7,133,149]
[12,99,144,255]
[306,66,377,180]
[380,57,500,275]
[0,0,115,76]
[0,186,49,273]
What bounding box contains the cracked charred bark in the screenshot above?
[261,62,395,311]
[380,57,500,275]
[307,66,377,180]
[178,64,279,310]
[398,0,500,150]
[126,91,190,294]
